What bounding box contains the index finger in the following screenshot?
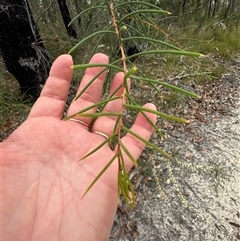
[67,53,109,125]
[28,54,73,119]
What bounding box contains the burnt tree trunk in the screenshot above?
[181,0,186,14]
[0,0,50,98]
[57,0,77,38]
[74,0,82,27]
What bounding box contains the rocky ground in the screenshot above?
[110,56,240,241]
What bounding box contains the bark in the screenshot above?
[0,0,50,98]
[57,0,77,38]
[74,0,82,27]
[212,0,218,16]
[226,0,235,17]
[208,0,213,17]
[181,0,187,14]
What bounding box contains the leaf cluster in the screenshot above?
[66,0,202,208]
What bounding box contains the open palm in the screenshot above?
[1,54,156,241]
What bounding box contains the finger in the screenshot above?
[67,53,109,125]
[92,72,130,137]
[117,103,157,171]
[28,54,73,119]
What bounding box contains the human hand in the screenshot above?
[1,53,157,241]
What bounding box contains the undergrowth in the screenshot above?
[177,26,240,59]
[0,70,32,140]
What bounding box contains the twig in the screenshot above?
[110,0,127,73]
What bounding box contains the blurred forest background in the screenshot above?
[1,0,240,139]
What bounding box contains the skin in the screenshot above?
[1,53,157,241]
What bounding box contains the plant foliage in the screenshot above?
[65,0,203,208]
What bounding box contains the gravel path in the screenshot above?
[110,57,240,241]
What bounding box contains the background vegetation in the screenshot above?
[1,0,239,138]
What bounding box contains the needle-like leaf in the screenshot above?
[74,68,107,101]
[81,152,118,199]
[124,104,190,123]
[126,92,166,139]
[80,132,117,161]
[78,112,121,118]
[71,63,123,72]
[131,75,200,98]
[64,96,121,121]
[119,9,171,24]
[122,125,171,158]
[118,139,138,167]
[68,31,116,54]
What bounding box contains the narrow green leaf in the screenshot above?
[78,112,121,118]
[80,132,117,161]
[94,84,124,115]
[118,139,138,167]
[112,115,122,136]
[122,36,182,51]
[71,63,123,72]
[64,96,121,121]
[68,31,116,54]
[88,29,112,61]
[119,9,171,24]
[124,104,190,123]
[122,125,171,158]
[82,152,118,199]
[89,84,124,128]
[118,171,129,204]
[115,1,164,11]
[68,5,105,26]
[126,93,166,139]
[118,151,136,209]
[74,68,106,101]
[126,50,203,60]
[131,75,199,98]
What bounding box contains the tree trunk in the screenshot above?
[208,0,213,17]
[0,0,50,98]
[226,0,235,17]
[181,0,187,14]
[74,0,82,27]
[57,0,77,38]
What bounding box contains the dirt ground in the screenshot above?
[110,56,240,241]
